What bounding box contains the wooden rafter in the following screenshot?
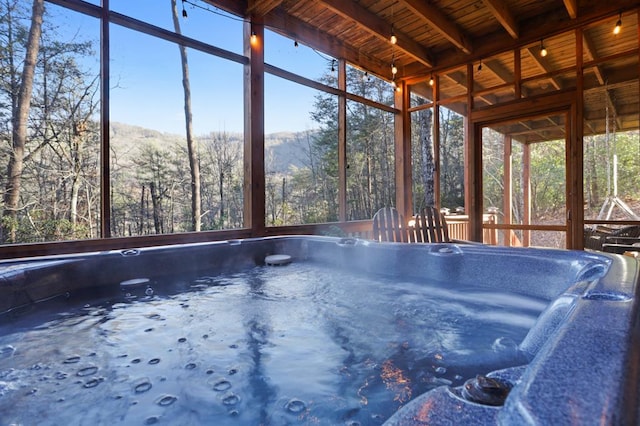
[482,0,519,39]
[265,8,390,78]
[525,47,562,90]
[563,0,578,19]
[318,0,433,67]
[247,0,282,17]
[484,59,514,84]
[582,33,605,85]
[400,0,473,54]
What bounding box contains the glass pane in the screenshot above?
[411,106,434,212]
[583,78,640,222]
[439,106,465,212]
[265,74,338,225]
[110,0,243,54]
[0,3,100,244]
[483,113,567,248]
[409,79,434,108]
[110,26,244,235]
[265,29,336,86]
[347,64,395,106]
[347,100,395,220]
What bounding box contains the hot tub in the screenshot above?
[0,236,638,425]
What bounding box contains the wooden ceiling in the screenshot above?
[211,0,639,142]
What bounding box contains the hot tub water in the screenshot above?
[0,260,546,425]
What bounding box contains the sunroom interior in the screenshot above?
[1,0,639,257]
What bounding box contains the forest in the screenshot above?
[1,0,639,246]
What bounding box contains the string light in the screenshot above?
[391,61,397,75]
[331,59,336,72]
[429,74,434,86]
[294,40,298,48]
[182,0,188,18]
[477,60,483,73]
[613,12,622,35]
[540,39,547,57]
[390,33,397,45]
[250,31,257,44]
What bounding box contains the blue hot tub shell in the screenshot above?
[0,236,639,425]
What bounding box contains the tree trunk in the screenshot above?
[2,0,45,243]
[419,108,435,208]
[171,0,201,232]
[69,122,86,229]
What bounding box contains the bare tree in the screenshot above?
[171,0,201,231]
[1,0,44,242]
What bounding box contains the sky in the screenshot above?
[50,0,334,136]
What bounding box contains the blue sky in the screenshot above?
[52,0,332,135]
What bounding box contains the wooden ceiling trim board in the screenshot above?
[246,0,283,17]
[563,0,578,19]
[400,0,473,54]
[318,0,433,67]
[482,0,519,39]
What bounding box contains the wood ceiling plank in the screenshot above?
[265,7,390,78]
[318,0,433,67]
[400,0,473,54]
[482,0,519,39]
[247,0,283,17]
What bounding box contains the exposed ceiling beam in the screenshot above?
[441,72,495,105]
[247,0,282,17]
[525,47,562,90]
[482,0,519,39]
[582,33,605,85]
[318,0,433,67]
[563,0,578,19]
[400,0,473,54]
[483,59,514,84]
[265,8,391,79]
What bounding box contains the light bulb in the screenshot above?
[613,18,622,35]
[390,34,397,45]
[540,46,547,57]
[429,76,434,86]
[250,32,257,44]
[391,64,397,75]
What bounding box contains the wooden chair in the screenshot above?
[409,206,450,243]
[372,207,407,242]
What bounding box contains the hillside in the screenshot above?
[109,122,315,173]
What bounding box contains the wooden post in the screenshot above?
[395,80,413,219]
[523,143,531,246]
[569,27,584,249]
[100,0,111,238]
[503,135,512,246]
[338,59,347,221]
[243,18,265,235]
[433,76,441,209]
[467,63,483,242]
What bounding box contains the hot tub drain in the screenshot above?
[460,375,512,406]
